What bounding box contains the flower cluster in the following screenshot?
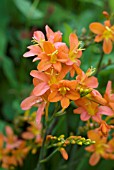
[21,25,114,127]
[0,111,42,169]
[85,129,114,166]
[20,11,114,167]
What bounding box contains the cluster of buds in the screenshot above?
[46,134,95,160]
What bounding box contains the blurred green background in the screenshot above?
[1,0,114,169]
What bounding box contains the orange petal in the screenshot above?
[69,33,79,50]
[30,70,49,82]
[21,96,42,110]
[33,31,45,42]
[43,41,55,54]
[104,20,111,27]
[85,76,98,88]
[89,23,105,34]
[94,35,103,42]
[61,97,69,108]
[60,148,68,160]
[89,152,100,166]
[53,62,62,72]
[33,82,49,96]
[38,60,51,71]
[22,132,34,140]
[57,65,71,81]
[103,39,112,54]
[87,130,100,142]
[45,25,53,39]
[66,91,80,100]
[6,126,13,136]
[48,91,62,102]
[45,25,62,42]
[85,145,95,152]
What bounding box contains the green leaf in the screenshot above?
[0,0,9,59]
[63,23,73,45]
[13,0,43,19]
[2,56,17,87]
[0,30,7,59]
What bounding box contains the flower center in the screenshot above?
[49,76,58,85]
[58,87,70,96]
[103,26,113,39]
[48,50,58,63]
[96,143,106,154]
[86,102,98,116]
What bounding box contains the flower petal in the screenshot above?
[45,25,62,43]
[95,35,103,42]
[80,111,90,121]
[22,132,34,140]
[85,76,98,88]
[38,60,51,71]
[85,145,95,152]
[48,91,62,102]
[61,97,69,108]
[89,152,100,166]
[30,70,49,82]
[98,106,113,116]
[66,91,80,100]
[103,39,112,54]
[89,23,105,34]
[33,82,50,96]
[33,31,45,42]
[53,62,62,72]
[43,41,55,54]
[21,96,42,110]
[23,45,41,57]
[69,33,79,51]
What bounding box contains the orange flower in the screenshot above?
[89,20,114,54]
[38,41,68,72]
[76,67,98,90]
[22,122,42,145]
[48,80,80,108]
[11,141,30,166]
[74,97,113,122]
[85,130,108,166]
[4,126,22,149]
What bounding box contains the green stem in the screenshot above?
[34,117,58,170]
[95,50,104,76]
[40,148,58,164]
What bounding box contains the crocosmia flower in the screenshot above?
[89,20,114,54]
[85,130,108,166]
